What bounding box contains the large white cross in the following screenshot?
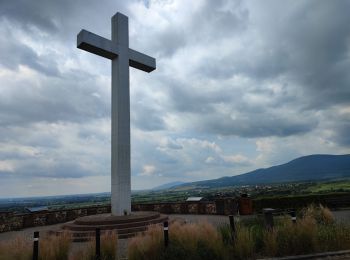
[77,13,156,216]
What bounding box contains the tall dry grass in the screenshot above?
[70,230,118,260]
[128,225,164,260]
[261,205,350,257]
[39,231,71,260]
[128,206,350,260]
[100,230,118,260]
[303,204,335,225]
[263,215,318,257]
[0,236,32,260]
[128,221,226,260]
[70,239,95,260]
[232,223,256,260]
[168,221,225,260]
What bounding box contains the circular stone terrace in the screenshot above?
[61,211,168,241]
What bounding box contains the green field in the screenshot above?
[306,180,350,193]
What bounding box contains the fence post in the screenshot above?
[263,208,274,230]
[228,215,236,240]
[95,228,101,260]
[290,209,297,224]
[163,221,169,248]
[33,231,39,260]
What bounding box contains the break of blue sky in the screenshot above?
[0,0,349,197]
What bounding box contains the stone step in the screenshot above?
[56,227,146,241]
[63,215,168,231]
[74,212,161,225]
[59,212,168,241]
[61,225,149,241]
[58,225,145,236]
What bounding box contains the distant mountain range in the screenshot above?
[159,154,350,190]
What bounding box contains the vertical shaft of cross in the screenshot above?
[77,12,156,216]
[111,13,131,215]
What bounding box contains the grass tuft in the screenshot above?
[232,223,256,260]
[70,230,118,260]
[39,231,71,260]
[0,235,32,260]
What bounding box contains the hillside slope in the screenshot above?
[176,154,350,189]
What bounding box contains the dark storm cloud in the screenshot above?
[138,0,249,59]
[132,105,165,131]
[159,71,315,137]
[189,0,249,42]
[327,110,350,147]
[242,1,350,107]
[272,1,350,109]
[0,0,59,33]
[196,112,317,138]
[151,29,186,57]
[0,22,60,76]
[334,122,350,147]
[0,0,129,36]
[146,0,350,140]
[0,71,109,126]
[0,0,134,127]
[167,85,220,114]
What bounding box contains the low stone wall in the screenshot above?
[0,212,23,233]
[253,193,350,212]
[0,205,111,233]
[0,199,240,233]
[131,201,219,215]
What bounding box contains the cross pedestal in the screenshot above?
[77,13,156,215]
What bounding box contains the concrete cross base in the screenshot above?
[60,212,168,241]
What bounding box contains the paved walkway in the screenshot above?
[0,222,63,241]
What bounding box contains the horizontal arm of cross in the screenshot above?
[77,30,118,60]
[77,30,156,73]
[129,49,156,73]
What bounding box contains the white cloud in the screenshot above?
[139,164,157,176]
[0,161,15,173]
[222,154,250,164]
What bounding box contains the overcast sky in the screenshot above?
[0,0,349,198]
